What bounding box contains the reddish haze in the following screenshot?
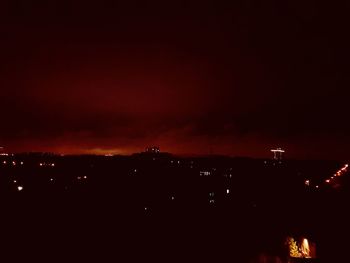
[1,1,349,160]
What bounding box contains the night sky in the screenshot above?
[1,0,349,159]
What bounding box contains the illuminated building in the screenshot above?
[145,146,160,153]
[270,148,285,161]
[200,171,211,177]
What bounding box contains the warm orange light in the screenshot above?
[301,238,310,258]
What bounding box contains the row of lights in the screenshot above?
[324,164,348,185]
[2,161,57,168]
[2,161,24,166]
[39,162,55,167]
[307,164,349,189]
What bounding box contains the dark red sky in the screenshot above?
[1,0,349,159]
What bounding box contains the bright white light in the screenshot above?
[12,161,16,166]
[39,163,43,167]
[316,185,319,189]
[3,161,6,164]
[325,179,330,183]
[17,186,23,191]
[171,196,175,200]
[83,176,87,179]
[305,180,310,186]
[20,162,23,165]
[51,163,55,167]
[200,171,211,176]
[13,180,17,183]
[50,178,54,182]
[226,189,230,194]
[270,148,285,153]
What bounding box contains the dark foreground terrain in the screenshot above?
[1,153,349,262]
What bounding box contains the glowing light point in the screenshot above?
[17,186,23,191]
